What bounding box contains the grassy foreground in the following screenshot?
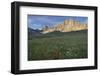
[28,30,88,61]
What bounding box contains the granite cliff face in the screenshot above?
[42,19,87,34]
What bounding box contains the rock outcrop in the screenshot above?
[42,19,87,34]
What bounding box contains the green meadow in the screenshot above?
[28,30,88,61]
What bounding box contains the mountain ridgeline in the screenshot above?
[28,28,42,39]
[42,19,87,34]
[28,19,88,39]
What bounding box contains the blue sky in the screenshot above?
[28,15,88,30]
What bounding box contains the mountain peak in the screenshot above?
[42,19,87,34]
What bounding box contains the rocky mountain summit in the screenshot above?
[42,19,87,34]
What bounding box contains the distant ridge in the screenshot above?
[42,19,87,34]
[28,28,42,39]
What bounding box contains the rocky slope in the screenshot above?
[42,19,87,34]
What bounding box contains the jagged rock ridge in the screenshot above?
[42,19,87,34]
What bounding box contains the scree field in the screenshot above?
[28,30,88,61]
